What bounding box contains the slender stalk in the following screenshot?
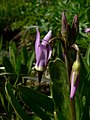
[64,49,76,120]
[70,98,76,120]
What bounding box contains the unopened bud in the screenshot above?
[70,59,80,98]
[69,15,79,47]
[72,60,80,72]
[61,12,70,40]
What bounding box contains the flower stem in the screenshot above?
[70,98,76,120]
[64,49,76,120]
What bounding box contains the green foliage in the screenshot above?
[0,1,90,120]
[5,82,33,120]
[18,85,54,120]
[4,82,54,120]
[49,58,70,120]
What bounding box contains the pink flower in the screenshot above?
[85,28,90,33]
[35,27,52,72]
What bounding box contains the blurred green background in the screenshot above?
[0,0,90,51]
[0,0,90,120]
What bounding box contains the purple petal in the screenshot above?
[35,27,40,60]
[35,44,52,71]
[70,72,79,98]
[35,45,48,71]
[85,28,90,33]
[41,30,52,46]
[47,45,52,61]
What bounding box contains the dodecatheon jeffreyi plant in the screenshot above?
[70,44,80,98]
[85,28,90,33]
[35,27,52,83]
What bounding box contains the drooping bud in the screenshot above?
[70,45,80,98]
[70,59,80,98]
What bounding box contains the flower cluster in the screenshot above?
[34,12,86,99]
[61,12,79,48]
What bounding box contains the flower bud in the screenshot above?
[70,58,80,98]
[69,15,79,47]
[72,60,80,72]
[61,12,70,40]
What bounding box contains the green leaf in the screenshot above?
[27,50,35,74]
[21,46,28,65]
[49,58,70,120]
[78,54,89,94]
[20,93,51,120]
[3,57,14,73]
[76,54,90,120]
[5,82,32,120]
[85,43,90,68]
[17,85,54,114]
[9,42,17,71]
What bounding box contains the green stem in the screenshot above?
[70,98,76,120]
[64,49,76,120]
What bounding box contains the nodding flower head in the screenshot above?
[85,28,90,33]
[35,28,52,82]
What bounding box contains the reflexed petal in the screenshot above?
[42,30,52,46]
[85,28,90,33]
[47,45,52,61]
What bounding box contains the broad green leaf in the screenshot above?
[17,85,54,114]
[20,93,51,120]
[5,82,32,120]
[49,58,70,120]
